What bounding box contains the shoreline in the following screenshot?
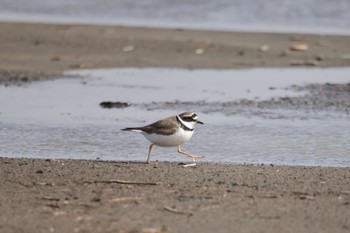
[2,155,349,169]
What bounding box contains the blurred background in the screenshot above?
[0,0,349,34]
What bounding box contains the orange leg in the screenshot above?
[177,145,204,164]
[146,144,154,163]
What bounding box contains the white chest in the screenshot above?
[143,128,194,147]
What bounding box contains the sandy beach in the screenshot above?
[1,22,350,83]
[1,21,350,233]
[1,158,349,233]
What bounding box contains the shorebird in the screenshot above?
[122,112,204,167]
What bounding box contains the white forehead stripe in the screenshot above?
[193,115,198,120]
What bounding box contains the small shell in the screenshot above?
[259,44,270,52]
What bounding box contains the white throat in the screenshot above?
[177,115,195,130]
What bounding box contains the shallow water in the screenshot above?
[1,68,350,167]
[0,0,349,34]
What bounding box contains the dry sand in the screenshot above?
[1,158,349,233]
[1,22,350,80]
[0,22,350,233]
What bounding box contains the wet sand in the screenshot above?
[1,22,350,233]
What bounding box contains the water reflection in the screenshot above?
[0,68,349,167]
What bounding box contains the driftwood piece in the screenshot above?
[83,179,161,185]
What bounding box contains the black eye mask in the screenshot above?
[184,116,196,122]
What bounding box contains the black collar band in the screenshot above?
[176,115,194,131]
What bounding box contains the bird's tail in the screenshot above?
[121,127,143,132]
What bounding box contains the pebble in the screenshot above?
[36,169,44,174]
[90,197,101,202]
[259,44,270,52]
[279,50,289,57]
[314,55,324,61]
[195,48,205,55]
[122,45,134,52]
[50,56,60,62]
[290,44,309,51]
[100,101,131,109]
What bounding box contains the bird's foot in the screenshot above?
[182,163,197,168]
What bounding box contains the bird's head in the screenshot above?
[177,112,204,130]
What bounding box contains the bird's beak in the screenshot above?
[197,120,204,125]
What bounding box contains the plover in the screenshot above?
[122,112,204,166]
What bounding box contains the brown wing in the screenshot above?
[140,116,179,135]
